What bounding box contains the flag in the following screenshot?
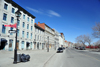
[4,23,17,28]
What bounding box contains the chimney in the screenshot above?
[38,22,40,24]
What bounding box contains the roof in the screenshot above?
[35,23,45,31]
[5,0,36,19]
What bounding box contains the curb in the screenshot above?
[43,52,56,67]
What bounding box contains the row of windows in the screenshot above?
[3,13,33,27]
[35,35,44,41]
[22,22,33,30]
[4,3,15,14]
[3,13,33,31]
[2,25,33,39]
[35,28,43,34]
[4,3,33,23]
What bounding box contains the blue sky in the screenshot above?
[13,0,100,43]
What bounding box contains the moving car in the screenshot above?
[57,47,63,53]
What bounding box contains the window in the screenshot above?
[38,35,39,40]
[4,3,8,10]
[35,35,36,40]
[17,29,19,36]
[27,24,29,29]
[12,8,15,13]
[3,13,7,21]
[23,22,25,28]
[31,33,32,39]
[31,26,33,31]
[35,28,36,32]
[21,41,24,49]
[22,31,24,38]
[2,25,6,34]
[11,17,14,23]
[40,31,41,34]
[10,27,13,35]
[31,19,33,23]
[17,20,20,26]
[27,32,29,38]
[23,15,25,19]
[27,17,29,22]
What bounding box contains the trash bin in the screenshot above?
[17,53,21,62]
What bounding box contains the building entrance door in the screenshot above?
[21,41,24,50]
[17,40,19,49]
[9,39,13,51]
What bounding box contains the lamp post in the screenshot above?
[13,10,21,64]
[47,36,49,52]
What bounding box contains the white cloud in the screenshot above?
[26,7,43,14]
[47,10,61,17]
[26,7,61,17]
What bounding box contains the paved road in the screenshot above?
[44,48,100,67]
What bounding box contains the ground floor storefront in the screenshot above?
[0,37,46,51]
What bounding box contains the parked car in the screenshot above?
[78,47,85,50]
[57,47,63,53]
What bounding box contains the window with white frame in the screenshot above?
[4,3,8,10]
[2,25,6,34]
[23,15,25,19]
[12,8,15,13]
[11,17,14,23]
[3,13,7,21]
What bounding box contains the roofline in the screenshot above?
[35,23,45,31]
[5,0,36,19]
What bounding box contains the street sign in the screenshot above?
[9,30,16,33]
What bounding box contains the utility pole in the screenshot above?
[47,36,49,52]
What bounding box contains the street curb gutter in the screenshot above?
[43,52,56,67]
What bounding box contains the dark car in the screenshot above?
[57,47,63,53]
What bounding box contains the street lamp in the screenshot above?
[47,36,49,52]
[13,10,21,64]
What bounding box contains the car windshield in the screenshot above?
[58,48,62,50]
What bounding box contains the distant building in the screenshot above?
[34,23,45,50]
[59,33,65,47]
[0,0,35,51]
[53,29,59,50]
[37,22,55,49]
[65,40,68,47]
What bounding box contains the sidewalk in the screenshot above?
[0,49,56,67]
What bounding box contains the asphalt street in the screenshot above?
[44,48,100,67]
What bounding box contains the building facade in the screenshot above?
[37,22,55,49]
[53,29,59,50]
[59,33,65,47]
[34,23,45,50]
[0,0,35,51]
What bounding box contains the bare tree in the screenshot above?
[76,34,92,47]
[76,35,86,46]
[84,34,92,46]
[92,23,100,38]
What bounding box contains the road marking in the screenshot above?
[82,54,100,61]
